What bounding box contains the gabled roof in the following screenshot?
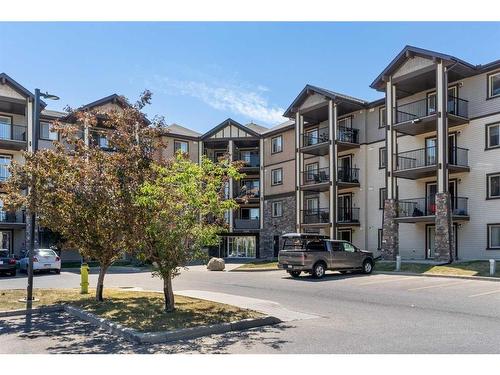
[164,123,201,138]
[370,45,476,91]
[41,109,67,119]
[245,122,268,134]
[283,84,368,118]
[80,93,129,111]
[0,73,47,108]
[262,119,295,136]
[201,118,261,140]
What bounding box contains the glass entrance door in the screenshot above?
[225,236,256,258]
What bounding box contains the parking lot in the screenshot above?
[1,267,500,353]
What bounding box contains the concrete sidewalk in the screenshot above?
[175,290,318,322]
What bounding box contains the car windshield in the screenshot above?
[0,249,9,258]
[36,249,57,257]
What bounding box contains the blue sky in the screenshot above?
[1,22,500,132]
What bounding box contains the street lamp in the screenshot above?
[26,89,59,309]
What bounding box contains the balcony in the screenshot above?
[0,210,26,228]
[302,208,330,226]
[337,126,360,152]
[301,125,330,156]
[0,123,27,151]
[337,207,360,226]
[394,146,469,180]
[233,219,260,230]
[235,152,260,171]
[337,167,360,190]
[394,96,469,135]
[234,182,260,201]
[396,196,469,223]
[301,167,330,192]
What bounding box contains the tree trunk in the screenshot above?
[163,272,175,312]
[96,263,109,302]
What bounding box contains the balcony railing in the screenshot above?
[302,208,330,224]
[235,183,260,199]
[395,96,469,124]
[234,218,260,229]
[0,210,25,223]
[337,206,360,223]
[337,167,360,184]
[302,167,330,186]
[337,126,359,144]
[0,124,27,142]
[236,153,260,168]
[302,126,329,147]
[396,146,469,171]
[397,196,468,218]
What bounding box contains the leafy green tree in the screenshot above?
[136,153,242,312]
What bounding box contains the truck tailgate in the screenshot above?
[278,251,305,265]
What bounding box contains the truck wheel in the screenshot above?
[288,271,301,278]
[362,259,373,274]
[312,262,326,279]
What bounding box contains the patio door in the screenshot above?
[337,194,352,221]
[426,180,457,215]
[0,116,12,140]
[427,87,457,115]
[426,224,458,259]
[338,155,352,182]
[426,134,457,166]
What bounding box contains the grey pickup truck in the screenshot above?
[278,233,374,278]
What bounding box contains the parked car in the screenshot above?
[278,233,374,278]
[18,248,61,274]
[0,249,17,276]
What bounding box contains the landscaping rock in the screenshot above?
[207,257,225,271]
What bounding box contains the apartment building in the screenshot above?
[1,45,499,261]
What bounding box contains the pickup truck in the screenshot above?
[278,233,374,278]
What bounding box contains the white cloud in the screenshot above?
[153,76,286,126]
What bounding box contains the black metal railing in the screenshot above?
[337,206,360,223]
[302,126,329,147]
[337,167,360,184]
[397,196,468,217]
[337,126,359,144]
[236,153,260,168]
[0,124,27,142]
[233,219,260,230]
[302,208,330,224]
[396,146,469,171]
[302,167,330,186]
[395,96,469,124]
[0,210,25,223]
[235,182,260,199]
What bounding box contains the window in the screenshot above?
[378,229,383,250]
[487,224,500,249]
[487,173,500,199]
[40,121,58,141]
[486,123,500,150]
[488,71,500,99]
[240,208,259,220]
[174,140,189,154]
[427,87,457,114]
[0,115,12,140]
[342,242,356,252]
[379,187,387,209]
[305,128,319,146]
[272,201,283,217]
[306,197,319,211]
[271,135,283,154]
[271,168,283,185]
[379,107,386,128]
[0,155,12,182]
[305,162,319,182]
[379,147,387,169]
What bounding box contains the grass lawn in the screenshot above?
[0,288,262,332]
[375,260,500,277]
[234,260,279,270]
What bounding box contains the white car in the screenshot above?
[19,249,61,274]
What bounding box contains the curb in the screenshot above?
[63,305,281,344]
[374,270,500,282]
[230,268,281,272]
[0,305,64,318]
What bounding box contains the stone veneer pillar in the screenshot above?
[434,192,454,262]
[381,199,399,260]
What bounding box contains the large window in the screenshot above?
[271,135,283,154]
[379,147,387,169]
[487,224,500,250]
[305,162,319,182]
[272,201,283,217]
[379,107,386,128]
[40,121,58,141]
[271,168,283,185]
[174,140,189,154]
[0,155,12,182]
[487,173,500,199]
[488,71,500,99]
[486,123,500,150]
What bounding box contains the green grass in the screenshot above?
[375,260,500,277]
[0,288,262,332]
[234,260,279,270]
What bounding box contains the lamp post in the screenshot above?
[26,89,59,309]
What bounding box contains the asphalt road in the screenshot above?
[1,266,500,353]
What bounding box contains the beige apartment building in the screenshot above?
[1,45,499,261]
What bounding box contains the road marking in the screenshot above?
[358,276,419,286]
[468,289,500,298]
[407,280,469,291]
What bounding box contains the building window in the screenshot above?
[488,71,500,99]
[378,229,383,250]
[271,135,283,154]
[379,187,387,209]
[0,155,12,182]
[305,162,319,182]
[271,168,283,185]
[174,140,189,154]
[379,147,387,169]
[40,121,58,141]
[379,107,386,128]
[272,201,283,217]
[487,173,500,199]
[487,224,500,249]
[486,123,500,150]
[240,208,259,220]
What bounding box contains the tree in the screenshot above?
[135,153,242,312]
[4,91,165,301]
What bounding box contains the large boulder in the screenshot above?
[207,257,225,271]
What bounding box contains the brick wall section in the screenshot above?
[260,195,296,258]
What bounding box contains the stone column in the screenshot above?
[434,192,454,261]
[381,199,399,260]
